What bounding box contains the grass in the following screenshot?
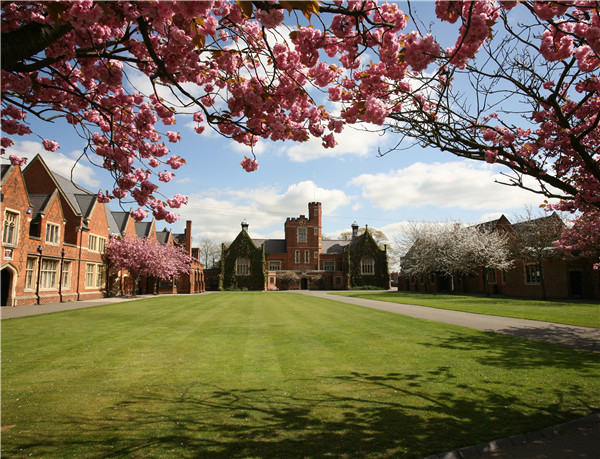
[2,292,599,458]
[335,292,600,328]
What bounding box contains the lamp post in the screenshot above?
[59,248,65,302]
[36,245,43,305]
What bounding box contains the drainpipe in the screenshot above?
[59,248,65,302]
[36,245,43,305]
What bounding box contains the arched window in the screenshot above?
[236,258,250,276]
[361,256,374,275]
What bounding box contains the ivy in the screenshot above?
[220,230,266,291]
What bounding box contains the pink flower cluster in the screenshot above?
[240,155,259,172]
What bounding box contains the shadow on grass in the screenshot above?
[4,370,595,458]
[492,324,600,353]
[420,328,600,369]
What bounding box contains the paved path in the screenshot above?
[296,290,600,353]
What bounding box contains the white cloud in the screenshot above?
[5,140,101,189]
[283,123,389,162]
[349,161,553,211]
[176,181,350,243]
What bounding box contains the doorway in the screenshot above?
[1,268,12,306]
[569,271,583,298]
[300,278,308,290]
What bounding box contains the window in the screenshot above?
[85,263,105,288]
[2,211,19,246]
[268,261,281,271]
[26,257,37,290]
[314,251,318,259]
[62,261,72,289]
[314,227,318,235]
[235,258,250,276]
[486,268,497,284]
[525,264,542,284]
[40,259,59,289]
[297,227,307,242]
[295,250,300,264]
[324,261,335,271]
[335,276,341,285]
[45,223,60,244]
[304,250,309,263]
[361,256,375,275]
[89,234,107,253]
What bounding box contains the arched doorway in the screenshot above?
[1,267,13,306]
[300,277,308,290]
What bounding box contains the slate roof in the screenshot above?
[1,164,11,179]
[105,207,121,236]
[322,240,351,254]
[135,221,153,238]
[253,239,286,254]
[111,211,130,234]
[51,171,95,216]
[28,193,53,218]
[156,229,172,244]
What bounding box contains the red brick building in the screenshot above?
[399,214,600,300]
[1,155,204,307]
[220,202,390,291]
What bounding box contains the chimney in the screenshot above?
[351,221,359,239]
[185,220,192,255]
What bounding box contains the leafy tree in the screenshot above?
[399,221,512,294]
[277,271,299,290]
[105,235,191,295]
[2,1,598,250]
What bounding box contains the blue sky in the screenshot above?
[3,2,552,247]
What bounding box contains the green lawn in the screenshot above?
[2,293,599,458]
[336,292,600,328]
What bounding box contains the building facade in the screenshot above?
[220,202,390,291]
[1,155,204,307]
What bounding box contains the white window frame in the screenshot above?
[40,259,59,290]
[45,222,60,245]
[88,234,107,253]
[25,257,38,290]
[85,263,105,288]
[303,250,309,263]
[295,250,300,264]
[297,227,307,242]
[235,258,250,276]
[62,261,72,289]
[324,261,335,271]
[2,210,19,247]
[268,261,281,271]
[361,256,375,275]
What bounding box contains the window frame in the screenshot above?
[485,268,497,284]
[85,263,106,288]
[297,226,307,242]
[235,258,250,276]
[295,250,300,264]
[25,257,38,290]
[2,210,19,247]
[324,261,335,271]
[62,261,72,289]
[304,250,309,263]
[45,222,60,245]
[40,259,59,290]
[525,264,542,284]
[268,261,281,271]
[361,256,375,275]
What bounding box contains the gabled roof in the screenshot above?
[253,239,286,254]
[105,206,121,236]
[1,163,12,181]
[111,211,131,234]
[135,221,154,239]
[156,229,172,244]
[512,212,564,234]
[473,214,511,232]
[28,193,53,219]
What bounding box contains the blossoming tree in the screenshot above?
[1,1,598,258]
[104,235,192,295]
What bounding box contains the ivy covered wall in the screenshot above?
[220,229,266,291]
[348,229,390,288]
